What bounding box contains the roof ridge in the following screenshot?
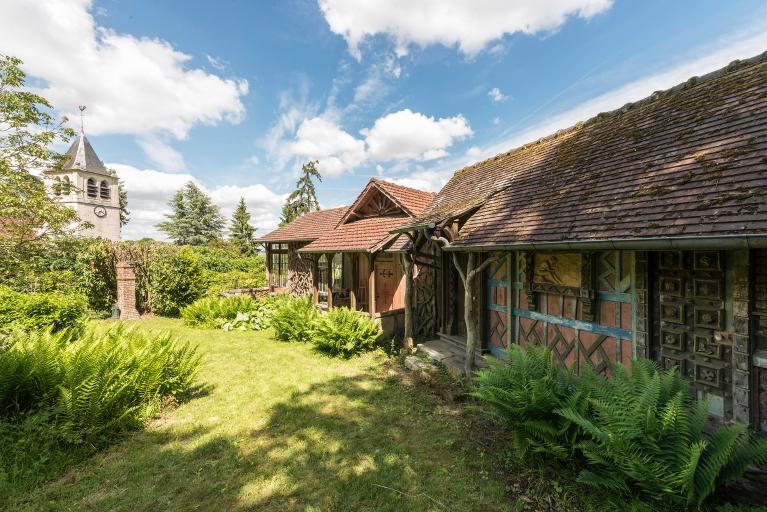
[376,179,436,196]
[452,51,767,178]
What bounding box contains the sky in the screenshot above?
[1,0,767,240]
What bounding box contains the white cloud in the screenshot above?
[318,0,613,59]
[112,163,285,241]
[492,117,502,125]
[395,27,767,192]
[0,0,248,142]
[364,109,472,161]
[136,137,187,172]
[466,146,481,157]
[289,117,367,177]
[488,87,508,102]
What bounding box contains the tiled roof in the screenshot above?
[374,179,436,216]
[299,215,410,253]
[402,53,767,246]
[256,206,347,243]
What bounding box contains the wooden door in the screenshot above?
[375,255,396,313]
[652,251,730,418]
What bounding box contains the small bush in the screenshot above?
[149,247,208,316]
[472,344,593,460]
[181,296,257,328]
[271,295,318,344]
[0,286,86,333]
[311,307,381,358]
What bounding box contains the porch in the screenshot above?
[416,333,490,376]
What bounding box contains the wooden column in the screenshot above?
[326,253,335,310]
[402,252,414,348]
[349,253,357,311]
[368,253,377,316]
[265,244,272,290]
[311,255,319,305]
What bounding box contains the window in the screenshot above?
[318,255,328,294]
[53,177,61,196]
[87,178,97,197]
[270,243,288,288]
[332,253,343,290]
[61,176,71,195]
[99,181,110,199]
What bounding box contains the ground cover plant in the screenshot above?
[181,295,257,328]
[270,295,318,343]
[0,286,86,333]
[0,323,201,500]
[474,345,767,509]
[311,306,381,358]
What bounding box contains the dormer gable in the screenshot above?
[337,178,433,226]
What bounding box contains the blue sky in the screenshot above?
[2,0,767,239]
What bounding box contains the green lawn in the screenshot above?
[11,318,519,511]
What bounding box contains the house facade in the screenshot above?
[257,178,436,337]
[394,54,767,432]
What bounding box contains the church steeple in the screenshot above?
[60,107,110,175]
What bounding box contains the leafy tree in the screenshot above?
[280,160,321,225]
[118,180,130,227]
[0,54,86,283]
[156,181,224,245]
[228,197,257,254]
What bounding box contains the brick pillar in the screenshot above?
[116,261,140,320]
[731,249,751,424]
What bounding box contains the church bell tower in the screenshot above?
[44,107,121,241]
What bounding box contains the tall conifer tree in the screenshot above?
[229,197,257,254]
[157,181,224,245]
[280,160,321,225]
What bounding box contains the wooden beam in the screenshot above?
[368,253,376,315]
[311,255,319,305]
[350,253,357,310]
[265,244,272,290]
[402,252,414,349]
[326,253,334,310]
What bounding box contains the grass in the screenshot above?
[7,318,517,511]
[7,318,763,511]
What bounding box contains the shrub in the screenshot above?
[149,246,208,316]
[472,344,593,460]
[559,359,767,507]
[0,324,201,496]
[0,286,86,333]
[0,324,200,431]
[220,296,286,331]
[205,270,265,297]
[181,295,257,328]
[311,307,381,358]
[475,347,767,508]
[271,295,318,344]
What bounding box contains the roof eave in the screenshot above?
[442,234,767,252]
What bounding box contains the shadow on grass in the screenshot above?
[16,371,512,512]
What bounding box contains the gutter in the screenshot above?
[441,234,767,251]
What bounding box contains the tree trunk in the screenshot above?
[402,253,414,349]
[451,252,498,376]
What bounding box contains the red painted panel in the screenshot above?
[621,339,633,367]
[563,296,577,319]
[599,301,617,327]
[548,295,562,316]
[620,302,633,330]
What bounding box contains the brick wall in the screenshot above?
[116,261,140,320]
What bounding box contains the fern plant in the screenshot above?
[181,295,257,328]
[473,344,593,460]
[557,359,767,507]
[270,295,318,344]
[0,324,201,444]
[310,307,381,358]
